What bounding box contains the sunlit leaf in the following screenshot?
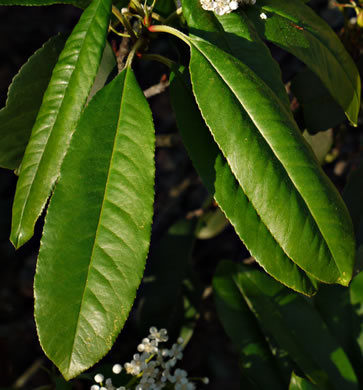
[34,68,155,379]
[245,0,361,125]
[11,0,112,248]
[189,36,355,287]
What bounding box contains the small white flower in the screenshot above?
[112,364,122,374]
[175,378,196,390]
[138,338,158,354]
[170,368,188,383]
[200,0,256,15]
[202,377,210,384]
[260,12,267,19]
[169,343,183,360]
[94,374,104,384]
[91,386,100,390]
[124,354,147,376]
[149,327,168,343]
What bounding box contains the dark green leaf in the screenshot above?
[10,0,112,248]
[350,270,363,368]
[302,129,333,165]
[245,0,361,125]
[88,42,116,103]
[291,69,345,133]
[0,0,90,6]
[213,261,286,389]
[343,159,363,248]
[147,0,176,17]
[189,36,355,287]
[137,218,196,336]
[34,67,155,379]
[0,34,66,171]
[289,373,320,390]
[314,284,363,386]
[181,0,289,110]
[234,265,358,389]
[170,68,317,296]
[196,207,229,240]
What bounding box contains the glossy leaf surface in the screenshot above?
[170,68,317,295]
[0,34,66,171]
[245,0,361,125]
[34,68,155,380]
[229,263,358,389]
[11,0,112,248]
[213,261,286,389]
[189,37,355,287]
[181,0,289,110]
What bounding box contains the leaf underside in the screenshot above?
[35,68,155,380]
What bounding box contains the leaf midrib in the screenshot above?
[260,5,360,107]
[66,69,129,372]
[191,42,339,278]
[13,0,104,243]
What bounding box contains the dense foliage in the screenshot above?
[0,0,362,388]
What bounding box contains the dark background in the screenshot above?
[0,1,362,389]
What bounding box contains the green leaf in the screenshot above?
[196,206,229,240]
[147,0,176,17]
[137,218,196,336]
[233,265,358,389]
[0,0,90,6]
[170,68,317,296]
[245,0,361,126]
[0,34,66,171]
[189,36,355,287]
[302,129,333,165]
[350,270,363,369]
[289,373,320,390]
[34,67,155,380]
[213,261,286,389]
[314,284,363,386]
[343,159,363,247]
[291,69,345,133]
[10,0,112,248]
[181,0,289,110]
[88,42,116,103]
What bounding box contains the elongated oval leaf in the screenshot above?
[229,262,358,389]
[181,0,289,110]
[0,34,66,171]
[213,261,287,388]
[0,0,89,6]
[189,37,355,286]
[244,0,361,125]
[170,68,317,295]
[34,67,155,380]
[10,0,112,248]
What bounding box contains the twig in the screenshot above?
[117,35,131,73]
[13,358,45,389]
[144,78,170,98]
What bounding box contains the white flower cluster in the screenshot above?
[90,327,209,390]
[200,0,256,16]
